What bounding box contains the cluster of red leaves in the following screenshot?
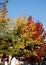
[34,44,46,62]
[24,16,33,33]
[41,44,46,50]
[20,16,46,63]
[25,55,40,64]
[25,16,44,40]
[26,44,46,63]
[27,16,32,21]
[33,22,44,39]
[24,16,46,63]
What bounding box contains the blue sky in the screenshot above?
[1,0,46,30]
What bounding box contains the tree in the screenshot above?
[0,0,46,64]
[0,0,14,55]
[13,16,46,63]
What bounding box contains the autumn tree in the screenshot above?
[0,0,46,64]
[0,0,15,55]
[13,16,46,63]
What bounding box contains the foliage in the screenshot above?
[13,16,46,62]
[0,0,46,63]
